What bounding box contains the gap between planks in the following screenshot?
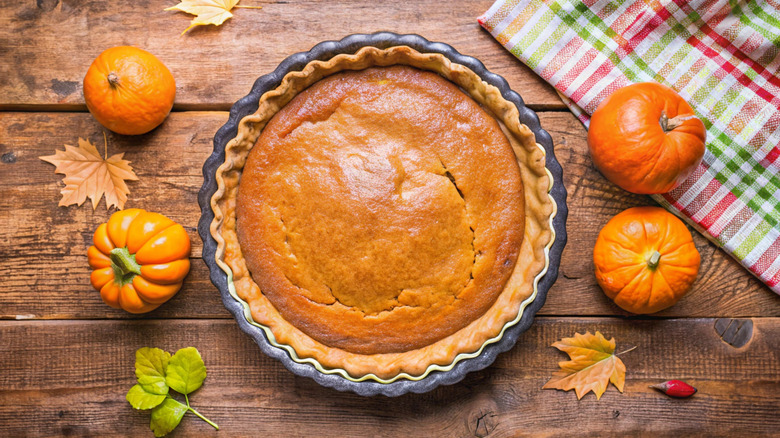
[0,103,571,113]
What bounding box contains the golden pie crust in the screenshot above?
[211,46,554,380]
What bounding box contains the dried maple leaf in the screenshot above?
[40,136,138,210]
[165,0,261,35]
[542,331,627,400]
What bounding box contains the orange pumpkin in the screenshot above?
[593,206,700,314]
[83,46,176,135]
[587,82,706,194]
[88,209,191,313]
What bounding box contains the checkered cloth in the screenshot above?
[480,0,780,294]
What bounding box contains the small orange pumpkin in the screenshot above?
[588,82,706,194]
[88,209,191,313]
[593,206,700,314]
[83,46,176,135]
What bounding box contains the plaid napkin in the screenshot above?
[479,0,780,294]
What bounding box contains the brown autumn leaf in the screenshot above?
[39,136,138,210]
[542,331,627,400]
[165,0,262,35]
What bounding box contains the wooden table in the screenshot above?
[2,1,779,436]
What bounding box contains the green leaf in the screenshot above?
[126,384,167,410]
[165,347,207,395]
[135,347,171,395]
[150,398,188,437]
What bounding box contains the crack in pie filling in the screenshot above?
[213,47,553,380]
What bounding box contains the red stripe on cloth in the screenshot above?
[741,110,780,164]
[699,190,739,235]
[768,264,780,287]
[699,0,727,18]
[687,34,779,106]
[664,162,708,208]
[540,37,586,82]
[760,147,780,169]
[739,31,765,57]
[661,193,688,214]
[670,57,708,90]
[750,237,780,278]
[751,110,780,150]
[682,175,722,214]
[707,50,780,107]
[623,2,670,55]
[624,7,650,36]
[712,199,758,245]
[609,1,646,36]
[674,0,730,36]
[659,163,747,242]
[477,0,515,30]
[585,76,633,114]
[728,96,773,137]
[675,0,780,90]
[680,177,725,224]
[555,47,601,93]
[669,0,691,14]
[698,21,780,88]
[663,190,703,221]
[569,57,619,104]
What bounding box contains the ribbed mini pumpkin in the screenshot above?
[88,208,191,313]
[593,206,700,314]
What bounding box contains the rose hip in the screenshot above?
[650,380,697,398]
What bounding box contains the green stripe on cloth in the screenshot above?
[738,0,780,47]
[510,8,558,63]
[526,18,570,67]
[734,220,773,259]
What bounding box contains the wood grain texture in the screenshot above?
[1,112,777,319]
[2,2,778,435]
[1,317,778,437]
[0,111,224,319]
[0,0,564,110]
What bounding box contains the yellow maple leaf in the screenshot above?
[165,0,261,35]
[542,331,627,400]
[39,137,138,210]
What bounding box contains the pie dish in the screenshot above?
[199,33,567,395]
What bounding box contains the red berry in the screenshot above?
[650,380,697,398]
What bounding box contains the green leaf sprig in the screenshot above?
[126,347,218,437]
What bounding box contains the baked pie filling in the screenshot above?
[212,46,553,380]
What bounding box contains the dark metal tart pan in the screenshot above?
[198,32,568,397]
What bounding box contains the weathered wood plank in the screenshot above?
[1,112,776,319]
[1,317,778,436]
[0,0,564,110]
[0,111,226,319]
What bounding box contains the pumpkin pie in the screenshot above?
[211,46,554,381]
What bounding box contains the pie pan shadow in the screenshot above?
[198,32,568,396]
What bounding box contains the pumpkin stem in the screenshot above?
[107,72,120,87]
[660,111,694,132]
[109,247,141,286]
[647,251,662,269]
